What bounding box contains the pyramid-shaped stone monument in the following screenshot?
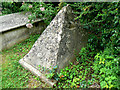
[19,5,88,86]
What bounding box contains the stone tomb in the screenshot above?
[19,5,88,87]
[0,12,46,51]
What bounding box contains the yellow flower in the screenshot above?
[104,84,108,88]
[109,85,113,88]
[102,61,104,64]
[116,8,118,10]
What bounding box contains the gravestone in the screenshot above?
[19,5,88,86]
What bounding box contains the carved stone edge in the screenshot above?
[0,12,44,33]
[1,18,43,33]
[19,58,57,88]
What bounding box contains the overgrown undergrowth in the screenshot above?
[1,2,120,89]
[1,33,119,88]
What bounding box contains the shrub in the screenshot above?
[20,2,58,25]
[2,2,23,14]
[69,2,120,89]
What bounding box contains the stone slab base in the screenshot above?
[19,58,57,88]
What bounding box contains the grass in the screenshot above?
[2,33,118,89]
[1,33,99,88]
[0,53,2,89]
[1,34,50,88]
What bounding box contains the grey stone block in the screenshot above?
[19,5,88,87]
[0,12,46,51]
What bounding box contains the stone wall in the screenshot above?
[0,12,46,51]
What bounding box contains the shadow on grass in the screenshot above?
[2,34,50,88]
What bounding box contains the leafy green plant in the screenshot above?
[46,65,58,80]
[93,48,120,88]
[2,2,23,15]
[67,2,120,89]
[20,2,58,25]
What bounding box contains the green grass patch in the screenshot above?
[1,34,49,88]
[1,33,119,89]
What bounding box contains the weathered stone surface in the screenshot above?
[0,12,29,32]
[0,12,46,51]
[19,5,88,86]
[0,12,44,32]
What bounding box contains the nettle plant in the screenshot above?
[20,2,58,27]
[93,48,120,88]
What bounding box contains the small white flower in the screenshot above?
[29,5,32,8]
[28,20,30,22]
[40,5,42,6]
[40,7,45,11]
[26,23,33,28]
[22,2,25,5]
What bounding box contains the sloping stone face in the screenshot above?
[19,5,88,72]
